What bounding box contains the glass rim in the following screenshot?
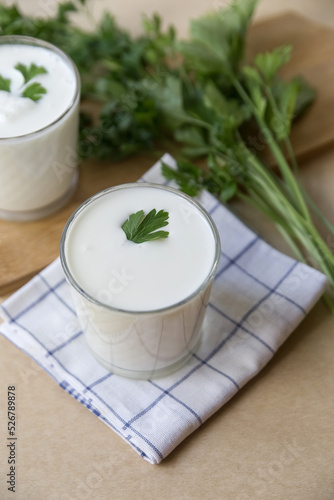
[0,35,81,141]
[60,182,221,315]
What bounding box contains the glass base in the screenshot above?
[85,336,202,380]
[0,171,78,222]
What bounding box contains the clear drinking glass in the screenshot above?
[0,36,81,221]
[60,183,221,379]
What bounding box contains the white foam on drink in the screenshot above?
[65,186,217,311]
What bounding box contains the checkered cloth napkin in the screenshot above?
[0,154,327,464]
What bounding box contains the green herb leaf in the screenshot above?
[0,63,48,102]
[15,63,47,84]
[153,76,198,129]
[182,0,258,78]
[162,160,203,197]
[242,66,267,118]
[254,45,292,82]
[267,77,300,141]
[0,74,11,92]
[174,126,206,147]
[21,82,47,102]
[57,2,77,23]
[204,81,251,127]
[121,209,169,244]
[291,75,316,118]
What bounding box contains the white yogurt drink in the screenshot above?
[0,36,80,220]
[60,183,220,379]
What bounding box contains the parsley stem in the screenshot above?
[284,136,334,236]
[226,140,334,288]
[232,76,312,223]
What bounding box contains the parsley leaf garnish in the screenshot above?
[0,75,11,92]
[15,63,47,84]
[22,82,47,102]
[122,209,169,244]
[0,62,47,102]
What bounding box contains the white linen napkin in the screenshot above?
[0,154,327,464]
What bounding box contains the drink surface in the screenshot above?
[65,186,217,311]
[0,44,77,138]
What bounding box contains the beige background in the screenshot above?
[1,1,334,499]
[8,0,334,33]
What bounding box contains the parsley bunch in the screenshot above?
[0,1,168,157]
[2,0,334,305]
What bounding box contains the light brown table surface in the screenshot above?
[1,1,334,499]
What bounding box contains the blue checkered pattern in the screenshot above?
[0,154,327,464]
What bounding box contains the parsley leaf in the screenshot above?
[162,160,203,197]
[254,45,292,82]
[0,63,47,102]
[0,74,11,92]
[122,209,169,244]
[15,63,47,84]
[22,82,47,102]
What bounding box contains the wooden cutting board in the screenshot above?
[2,11,334,295]
[247,11,334,162]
